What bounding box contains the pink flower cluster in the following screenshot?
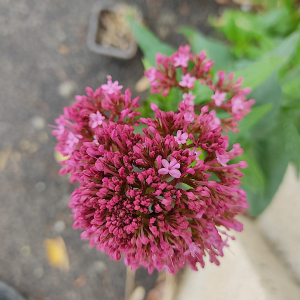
[52,47,253,274]
[52,76,140,182]
[145,45,255,132]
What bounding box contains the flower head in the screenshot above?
[65,106,248,274]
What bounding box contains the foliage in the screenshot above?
[129,0,300,217]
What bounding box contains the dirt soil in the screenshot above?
[0,0,225,299]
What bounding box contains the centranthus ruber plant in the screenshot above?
[52,45,254,275]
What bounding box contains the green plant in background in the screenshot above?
[129,0,300,217]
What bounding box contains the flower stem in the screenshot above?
[125,266,136,300]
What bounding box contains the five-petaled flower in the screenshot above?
[179,74,196,89]
[90,111,105,128]
[101,76,123,94]
[183,92,196,106]
[158,158,181,178]
[212,90,227,106]
[175,130,188,145]
[188,147,202,160]
[174,53,189,68]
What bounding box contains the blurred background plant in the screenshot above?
[129,0,300,217]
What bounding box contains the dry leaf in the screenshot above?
[44,237,70,272]
[135,76,150,93]
[0,146,11,171]
[58,45,70,55]
[129,286,146,300]
[74,275,87,288]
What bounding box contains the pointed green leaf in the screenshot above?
[128,19,175,66]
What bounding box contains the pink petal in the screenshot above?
[158,168,169,175]
[161,159,169,169]
[169,169,181,178]
[169,159,178,168]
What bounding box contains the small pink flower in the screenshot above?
[183,92,196,106]
[174,53,189,68]
[90,111,105,128]
[209,110,221,130]
[188,147,202,160]
[184,242,202,258]
[212,90,227,106]
[101,76,123,94]
[145,67,157,83]
[231,96,245,113]
[54,124,65,136]
[216,150,230,166]
[174,130,188,145]
[65,132,82,155]
[158,158,181,178]
[179,74,196,89]
[184,112,194,123]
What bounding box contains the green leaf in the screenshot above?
[178,27,235,71]
[271,31,300,59]
[193,81,213,105]
[239,150,266,194]
[142,58,152,71]
[228,104,272,145]
[280,64,300,99]
[247,129,289,217]
[234,55,284,90]
[280,112,300,173]
[239,104,273,133]
[128,19,175,66]
[250,73,282,138]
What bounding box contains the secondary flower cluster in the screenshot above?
[145,45,255,132]
[52,76,140,182]
[53,47,253,274]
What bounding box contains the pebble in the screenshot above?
[31,116,45,130]
[54,220,66,233]
[35,182,46,192]
[58,81,77,98]
[33,267,44,279]
[93,261,107,273]
[20,245,31,256]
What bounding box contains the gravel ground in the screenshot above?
[0,1,225,299]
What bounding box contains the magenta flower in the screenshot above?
[231,96,245,113]
[216,149,230,166]
[179,74,196,89]
[90,111,105,128]
[145,46,255,132]
[183,92,196,106]
[211,90,227,106]
[209,110,221,130]
[174,53,189,68]
[184,112,194,123]
[101,76,123,94]
[52,82,140,182]
[158,158,181,178]
[188,147,202,160]
[53,53,253,274]
[60,103,248,274]
[145,67,157,83]
[174,130,188,145]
